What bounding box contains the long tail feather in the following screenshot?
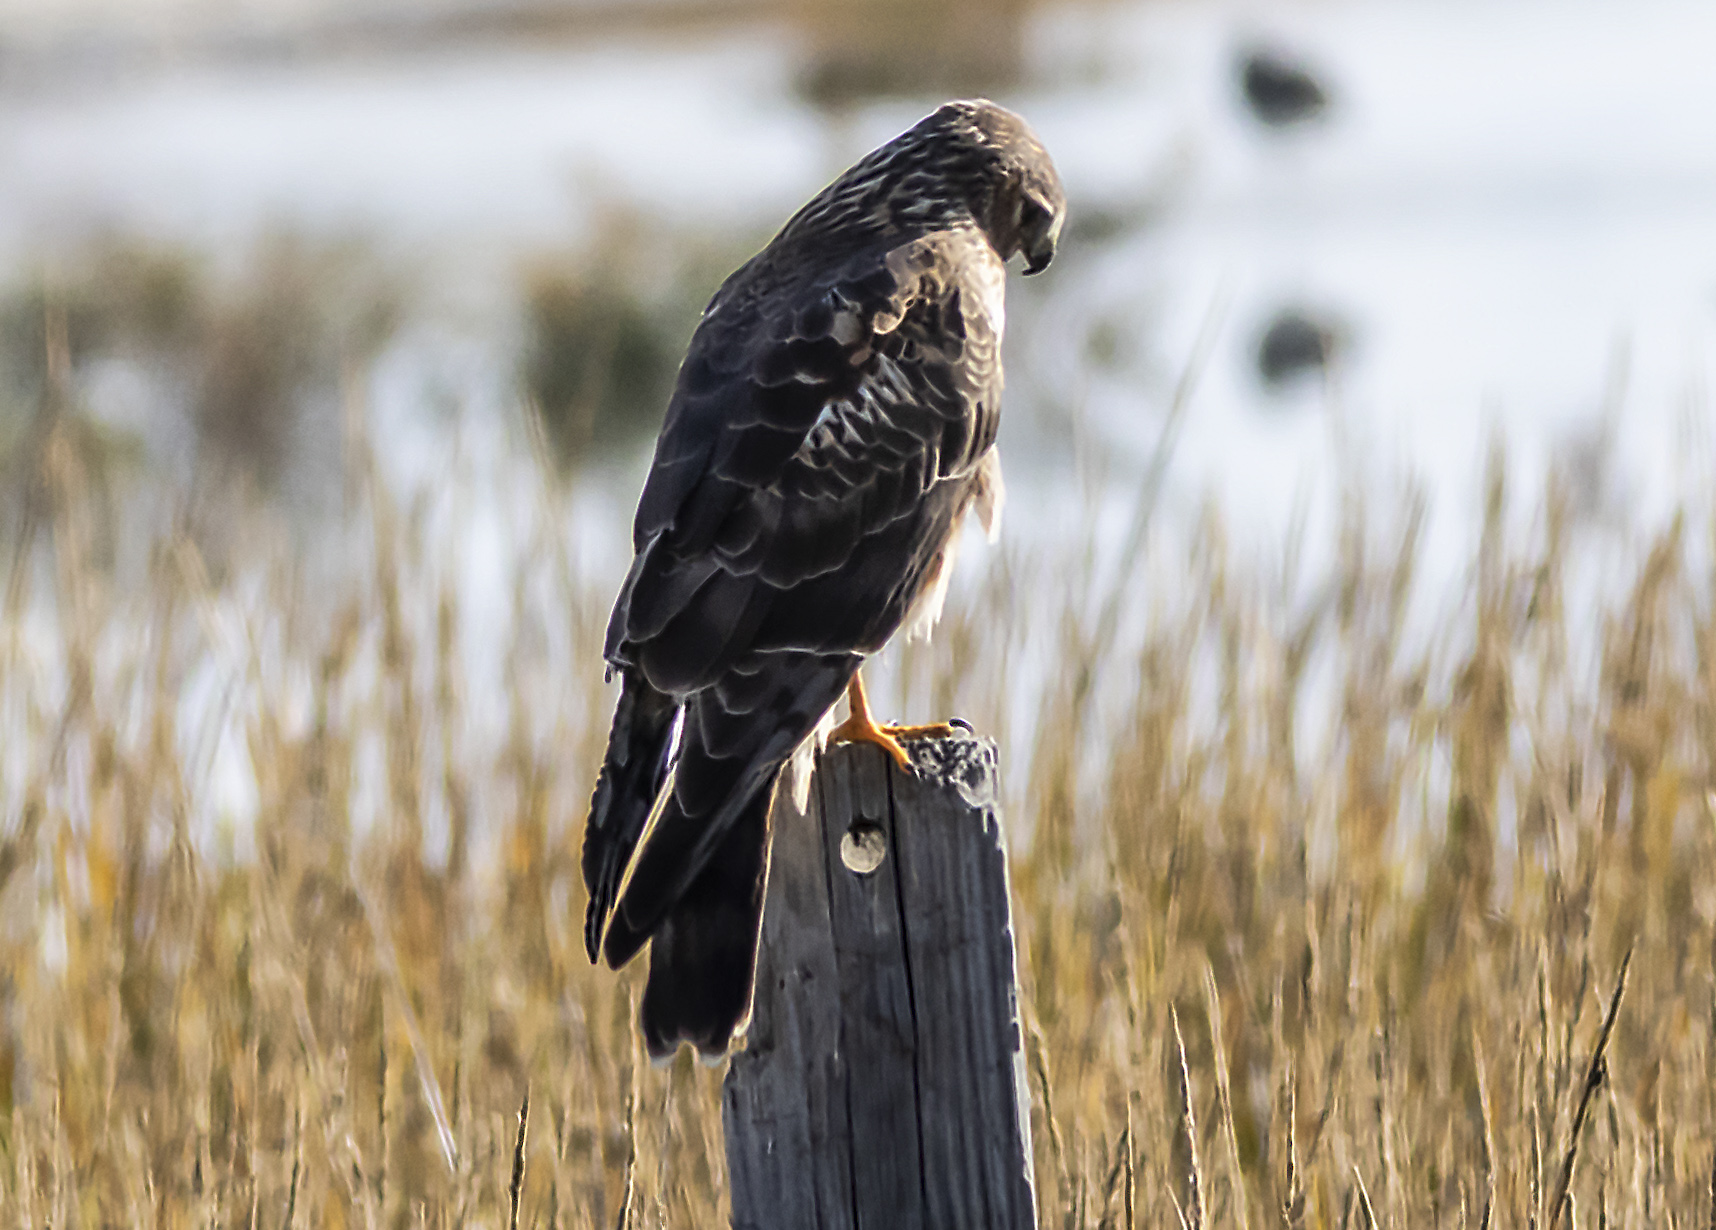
[603,651,858,968]
[638,781,775,1062]
[592,650,857,1062]
[582,670,678,963]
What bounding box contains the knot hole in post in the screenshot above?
[840,820,887,875]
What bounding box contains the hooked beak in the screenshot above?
[1021,216,1062,276]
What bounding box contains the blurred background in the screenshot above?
[6,0,1713,572]
[4,0,1715,928]
[6,3,1716,1222]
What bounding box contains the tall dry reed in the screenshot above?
[0,391,1712,1227]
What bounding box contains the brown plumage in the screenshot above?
[582,99,1065,1062]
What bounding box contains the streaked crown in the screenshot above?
[772,100,1067,276]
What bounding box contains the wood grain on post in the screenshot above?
[723,734,1037,1230]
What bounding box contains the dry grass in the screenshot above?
[0,365,1713,1229]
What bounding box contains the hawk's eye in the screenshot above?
[1018,194,1051,235]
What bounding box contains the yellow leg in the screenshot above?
[826,672,959,770]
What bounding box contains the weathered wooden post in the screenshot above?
[723,733,1037,1230]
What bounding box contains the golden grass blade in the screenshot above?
[359,884,460,1174]
[1202,961,1251,1230]
[1171,1005,1206,1230]
[1548,947,1633,1230]
[510,1086,530,1230]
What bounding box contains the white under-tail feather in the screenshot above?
[604,761,678,951]
[784,706,839,814]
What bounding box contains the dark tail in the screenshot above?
[582,669,678,963]
[588,651,857,1060]
[638,779,776,1062]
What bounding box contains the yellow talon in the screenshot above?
[828,671,964,771]
[827,672,912,770]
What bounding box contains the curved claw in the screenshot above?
[886,721,959,742]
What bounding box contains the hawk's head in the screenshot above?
[777,99,1066,276]
[930,99,1067,277]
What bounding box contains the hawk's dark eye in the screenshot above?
[1018,194,1051,234]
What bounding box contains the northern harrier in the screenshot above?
[582,99,1065,1061]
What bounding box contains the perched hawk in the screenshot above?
[582,99,1065,1061]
